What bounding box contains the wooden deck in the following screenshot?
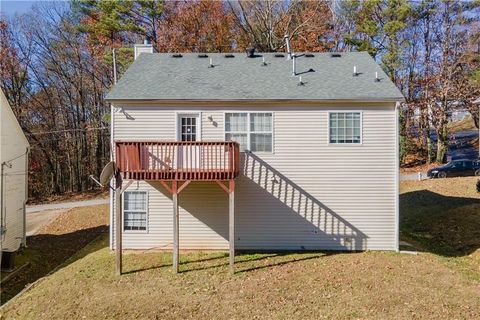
[114,141,240,275]
[115,141,240,181]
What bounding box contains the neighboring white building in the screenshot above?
[0,88,29,269]
[105,46,404,273]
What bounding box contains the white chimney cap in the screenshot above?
[134,42,154,60]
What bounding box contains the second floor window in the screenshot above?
[225,112,273,152]
[329,112,361,144]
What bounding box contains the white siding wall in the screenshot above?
[1,90,29,252]
[112,103,397,251]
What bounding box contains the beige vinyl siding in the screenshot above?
[112,103,397,251]
[1,89,29,252]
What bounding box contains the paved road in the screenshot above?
[400,129,479,181]
[430,130,479,160]
[26,209,66,236]
[26,198,109,214]
[400,173,425,181]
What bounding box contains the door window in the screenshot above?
[180,116,197,141]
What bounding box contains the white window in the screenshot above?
[123,191,147,231]
[225,112,273,152]
[329,112,361,144]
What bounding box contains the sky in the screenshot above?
[1,0,47,17]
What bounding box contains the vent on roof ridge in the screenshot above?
[198,54,208,58]
[274,53,285,58]
[225,54,235,58]
[305,53,315,57]
[331,53,342,58]
[172,53,183,58]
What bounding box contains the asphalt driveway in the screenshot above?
[26,198,109,235]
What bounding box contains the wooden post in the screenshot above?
[229,180,235,275]
[115,186,122,276]
[172,181,179,273]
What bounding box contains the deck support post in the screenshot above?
[172,181,179,273]
[229,180,235,275]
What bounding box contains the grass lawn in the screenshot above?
[0,205,108,303]
[1,178,479,319]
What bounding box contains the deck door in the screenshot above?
[177,113,201,171]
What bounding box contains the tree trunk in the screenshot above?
[435,125,448,163]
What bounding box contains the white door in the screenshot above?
[177,114,201,170]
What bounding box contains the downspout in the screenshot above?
[109,103,114,250]
[1,161,6,239]
[1,160,12,263]
[395,102,400,252]
[22,147,30,248]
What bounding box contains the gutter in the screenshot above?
[104,98,406,106]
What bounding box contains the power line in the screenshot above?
[26,126,109,136]
[2,150,28,164]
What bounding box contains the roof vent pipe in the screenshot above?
[246,47,255,58]
[292,54,296,76]
[284,34,293,60]
[297,76,304,86]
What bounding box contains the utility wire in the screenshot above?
[2,150,28,164]
[26,126,109,136]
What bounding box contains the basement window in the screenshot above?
[225,112,273,152]
[123,191,148,231]
[329,112,362,144]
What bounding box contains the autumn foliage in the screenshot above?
[0,0,479,199]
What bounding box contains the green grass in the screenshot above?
[1,178,479,319]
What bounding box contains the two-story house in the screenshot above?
[106,43,404,274]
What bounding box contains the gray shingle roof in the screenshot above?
[106,52,404,102]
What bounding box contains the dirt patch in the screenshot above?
[0,204,108,304]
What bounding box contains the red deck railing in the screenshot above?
[115,141,240,181]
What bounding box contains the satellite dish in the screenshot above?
[100,161,116,186]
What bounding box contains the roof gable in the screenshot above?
[0,88,29,147]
